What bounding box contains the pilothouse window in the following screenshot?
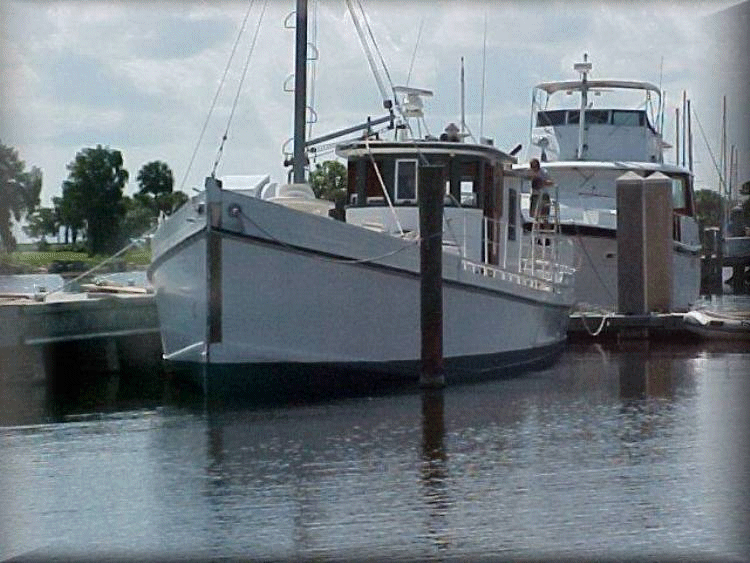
[395,159,418,202]
[537,110,567,126]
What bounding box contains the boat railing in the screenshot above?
[475,212,576,293]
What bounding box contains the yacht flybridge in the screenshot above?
[515,55,701,312]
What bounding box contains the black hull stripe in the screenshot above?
[169,342,566,401]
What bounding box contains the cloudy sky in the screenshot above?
[1,0,746,212]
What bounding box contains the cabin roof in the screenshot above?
[511,160,690,175]
[336,139,516,164]
[534,79,660,95]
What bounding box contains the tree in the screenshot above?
[23,207,59,243]
[135,160,187,218]
[694,189,724,230]
[309,160,347,201]
[53,194,85,245]
[121,195,156,241]
[0,142,42,252]
[61,145,128,255]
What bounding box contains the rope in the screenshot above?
[692,107,725,191]
[355,0,396,99]
[43,223,160,299]
[406,18,424,87]
[237,208,428,265]
[178,0,257,192]
[364,136,404,236]
[211,0,269,177]
[577,309,611,337]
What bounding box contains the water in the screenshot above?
[0,274,66,294]
[1,338,748,561]
[0,272,150,296]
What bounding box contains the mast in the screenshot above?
[574,54,591,160]
[292,0,308,184]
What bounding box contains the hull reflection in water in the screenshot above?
[1,341,748,560]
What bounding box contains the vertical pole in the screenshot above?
[687,99,694,172]
[682,90,687,167]
[675,107,680,166]
[292,0,308,184]
[419,165,446,388]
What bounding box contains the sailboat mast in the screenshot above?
[292,0,308,184]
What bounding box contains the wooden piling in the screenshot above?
[418,165,446,388]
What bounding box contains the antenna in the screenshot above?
[460,57,466,136]
[480,13,487,139]
[657,56,664,134]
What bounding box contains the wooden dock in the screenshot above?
[0,290,163,424]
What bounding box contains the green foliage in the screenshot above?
[121,195,156,241]
[309,160,347,201]
[137,160,173,197]
[0,142,42,252]
[23,207,59,242]
[694,189,724,229]
[61,145,129,255]
[135,160,187,218]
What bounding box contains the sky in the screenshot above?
[1,0,747,214]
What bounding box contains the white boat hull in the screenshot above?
[149,190,573,391]
[566,231,701,312]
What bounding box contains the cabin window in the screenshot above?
[395,159,417,202]
[671,177,688,211]
[585,110,609,125]
[460,180,476,206]
[507,188,517,241]
[567,110,580,124]
[612,110,645,127]
[537,110,567,126]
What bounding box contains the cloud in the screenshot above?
[1,0,746,208]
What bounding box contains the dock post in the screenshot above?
[616,172,648,317]
[641,172,673,312]
[419,165,446,388]
[616,172,673,338]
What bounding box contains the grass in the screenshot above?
[1,246,151,273]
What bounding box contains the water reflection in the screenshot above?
[1,340,748,559]
[420,388,449,553]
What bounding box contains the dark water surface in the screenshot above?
[1,339,749,561]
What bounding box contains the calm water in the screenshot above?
[1,338,749,561]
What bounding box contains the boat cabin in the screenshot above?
[335,138,524,266]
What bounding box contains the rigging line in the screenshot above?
[44,223,160,299]
[178,0,257,191]
[212,0,269,177]
[356,0,395,95]
[364,136,404,236]
[237,208,430,265]
[345,0,389,103]
[406,17,424,87]
[692,107,725,190]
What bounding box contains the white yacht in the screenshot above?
[515,55,702,313]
